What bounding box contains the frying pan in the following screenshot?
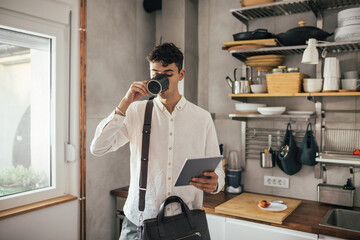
[277,20,333,46]
[233,29,275,41]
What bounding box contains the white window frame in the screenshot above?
[0,0,78,210]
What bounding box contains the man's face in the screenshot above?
[150,61,185,99]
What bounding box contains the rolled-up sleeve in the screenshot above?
[90,105,133,156]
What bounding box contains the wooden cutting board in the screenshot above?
[222,39,278,49]
[215,193,301,224]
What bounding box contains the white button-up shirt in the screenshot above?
[90,96,225,225]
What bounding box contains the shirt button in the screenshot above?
[168,177,171,180]
[114,117,118,122]
[168,162,171,166]
[179,106,181,109]
[168,192,171,196]
[169,147,172,150]
[167,208,170,211]
[170,118,173,122]
[169,132,173,136]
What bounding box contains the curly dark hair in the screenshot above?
[146,43,183,72]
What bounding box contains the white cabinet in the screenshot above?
[225,218,318,240]
[206,213,226,240]
[318,235,346,240]
[207,214,318,240]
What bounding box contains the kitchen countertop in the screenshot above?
[110,187,360,239]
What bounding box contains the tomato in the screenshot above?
[259,200,271,208]
[353,149,360,156]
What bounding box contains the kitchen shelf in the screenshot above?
[316,153,360,166]
[229,92,360,100]
[230,0,360,25]
[229,112,315,121]
[230,40,360,61]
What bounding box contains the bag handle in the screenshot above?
[157,196,195,237]
[306,122,312,131]
[286,122,292,131]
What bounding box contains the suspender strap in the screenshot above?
[138,99,154,212]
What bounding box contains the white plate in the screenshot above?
[257,107,286,115]
[287,111,314,115]
[258,203,287,212]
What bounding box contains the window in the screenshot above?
[0,2,75,211]
[0,28,52,198]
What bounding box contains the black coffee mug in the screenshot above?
[147,74,169,95]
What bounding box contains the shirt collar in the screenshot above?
[153,95,187,112]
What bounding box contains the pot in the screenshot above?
[233,29,275,41]
[260,134,276,168]
[277,20,333,46]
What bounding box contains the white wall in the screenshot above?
[0,0,80,239]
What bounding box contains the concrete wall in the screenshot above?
[198,0,360,207]
[86,0,155,239]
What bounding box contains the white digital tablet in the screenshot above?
[174,156,223,187]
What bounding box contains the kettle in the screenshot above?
[226,67,251,94]
[226,68,241,94]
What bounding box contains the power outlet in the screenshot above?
[264,176,289,188]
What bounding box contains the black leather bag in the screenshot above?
[300,123,319,166]
[142,196,210,240]
[277,123,302,175]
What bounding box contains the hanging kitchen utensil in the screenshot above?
[277,20,333,46]
[300,123,319,166]
[233,29,275,41]
[277,123,302,175]
[260,134,276,168]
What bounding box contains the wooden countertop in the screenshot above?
[111,187,360,239]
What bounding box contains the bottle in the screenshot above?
[343,178,355,190]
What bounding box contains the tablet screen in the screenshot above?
[174,156,223,187]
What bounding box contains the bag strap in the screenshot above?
[287,122,292,131]
[139,99,154,212]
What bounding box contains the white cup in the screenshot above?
[344,71,359,79]
[323,57,340,78]
[323,77,340,91]
[341,79,360,90]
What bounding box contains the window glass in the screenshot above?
[0,27,52,198]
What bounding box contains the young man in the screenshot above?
[90,42,225,239]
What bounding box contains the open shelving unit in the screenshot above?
[230,0,360,25]
[225,0,360,177]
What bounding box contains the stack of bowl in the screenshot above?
[303,78,323,93]
[341,71,360,91]
[335,7,360,42]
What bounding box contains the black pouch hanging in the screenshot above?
[277,123,302,175]
[300,123,319,166]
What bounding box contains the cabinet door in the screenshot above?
[318,235,346,240]
[206,213,226,240]
[225,218,318,240]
